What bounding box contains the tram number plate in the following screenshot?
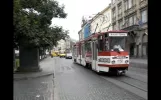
[117,59,123,63]
[98,58,110,63]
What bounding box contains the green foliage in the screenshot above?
[14,0,68,49]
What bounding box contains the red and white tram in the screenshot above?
[72,30,129,75]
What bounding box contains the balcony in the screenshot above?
[124,5,136,17]
[140,0,148,9]
[122,25,140,31]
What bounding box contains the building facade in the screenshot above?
[83,22,91,39]
[57,39,66,53]
[90,4,112,34]
[65,37,71,53]
[78,29,84,41]
[111,0,148,58]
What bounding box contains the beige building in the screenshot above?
[78,29,84,41]
[57,39,66,53]
[90,4,112,34]
[111,0,148,58]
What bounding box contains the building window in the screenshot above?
[129,0,132,9]
[112,0,115,4]
[118,4,122,15]
[119,21,123,29]
[125,19,129,27]
[133,15,137,25]
[125,0,128,11]
[113,24,117,30]
[133,0,136,6]
[141,10,147,23]
[107,13,110,22]
[129,16,133,26]
[113,9,116,18]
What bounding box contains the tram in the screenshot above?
[72,30,129,75]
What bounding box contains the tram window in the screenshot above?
[104,38,109,51]
[104,33,109,51]
[82,44,85,58]
[85,42,91,52]
[77,47,79,57]
[105,33,108,37]
[79,44,81,55]
[98,35,104,52]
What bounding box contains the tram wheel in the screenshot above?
[116,70,125,76]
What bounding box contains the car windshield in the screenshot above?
[110,37,126,51]
[67,53,72,56]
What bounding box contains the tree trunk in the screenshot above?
[39,48,42,60]
[13,48,15,70]
[17,46,41,72]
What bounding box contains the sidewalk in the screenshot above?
[14,57,55,80]
[14,57,56,100]
[130,58,147,69]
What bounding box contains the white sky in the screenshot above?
[51,0,111,40]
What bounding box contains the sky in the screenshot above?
[51,0,111,41]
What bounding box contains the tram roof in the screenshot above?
[73,30,128,45]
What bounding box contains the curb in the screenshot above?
[130,62,147,69]
[14,72,55,81]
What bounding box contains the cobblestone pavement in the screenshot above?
[54,58,146,100]
[14,57,55,80]
[14,75,54,100]
[130,59,147,69]
[130,59,147,64]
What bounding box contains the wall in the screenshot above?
[100,8,112,31]
[90,5,112,34]
[78,29,84,41]
[90,15,103,34]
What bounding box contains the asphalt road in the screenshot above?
[53,57,147,100]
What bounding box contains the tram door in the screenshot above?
[92,40,97,71]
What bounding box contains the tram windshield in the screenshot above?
[110,37,126,51]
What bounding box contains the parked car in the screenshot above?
[66,53,72,59]
[51,52,57,57]
[59,53,66,58]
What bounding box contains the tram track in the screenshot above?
[124,74,147,84]
[79,64,147,92]
[75,63,147,99]
[100,74,147,99]
[112,75,147,92]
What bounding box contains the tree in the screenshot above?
[14,0,68,48]
[14,0,68,72]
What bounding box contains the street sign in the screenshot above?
[109,33,127,37]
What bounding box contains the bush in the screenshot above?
[15,59,20,70]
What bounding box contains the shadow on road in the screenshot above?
[97,72,126,78]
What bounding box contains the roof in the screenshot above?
[91,4,111,22]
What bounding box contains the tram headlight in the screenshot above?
[125,60,129,64]
[112,60,115,64]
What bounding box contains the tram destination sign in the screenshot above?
[109,33,127,37]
